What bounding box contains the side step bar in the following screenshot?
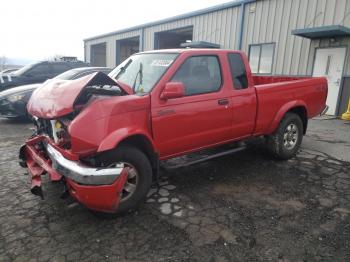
[161,145,246,170]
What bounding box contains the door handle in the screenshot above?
[218,99,229,106]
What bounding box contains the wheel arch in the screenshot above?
[118,134,159,170]
[268,101,308,135]
[288,106,308,134]
[97,130,159,177]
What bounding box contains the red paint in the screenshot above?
[27,72,131,119]
[22,49,328,213]
[66,169,129,213]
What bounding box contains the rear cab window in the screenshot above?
[171,55,222,96]
[227,53,248,90]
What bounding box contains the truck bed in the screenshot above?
[253,76,328,135]
[253,75,310,85]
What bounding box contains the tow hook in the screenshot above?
[60,179,70,199]
[31,186,44,200]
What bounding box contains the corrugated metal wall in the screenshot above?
[143,7,241,51]
[85,29,141,67]
[85,0,350,75]
[85,7,241,68]
[242,0,350,75]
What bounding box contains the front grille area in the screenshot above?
[35,118,54,139]
[33,118,71,149]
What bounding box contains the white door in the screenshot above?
[313,47,346,115]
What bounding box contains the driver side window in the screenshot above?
[171,56,222,96]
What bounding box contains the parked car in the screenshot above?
[0,67,111,119]
[19,49,328,214]
[0,60,88,91]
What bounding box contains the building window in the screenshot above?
[227,53,248,89]
[248,43,275,74]
[171,56,222,96]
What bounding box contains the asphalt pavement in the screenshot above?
[0,118,349,261]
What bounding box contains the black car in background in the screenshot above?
[0,60,88,91]
[0,67,111,119]
[0,68,20,74]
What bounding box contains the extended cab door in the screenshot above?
[226,52,257,138]
[151,53,233,158]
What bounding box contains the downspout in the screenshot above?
[237,1,246,50]
[139,27,145,52]
[83,42,87,63]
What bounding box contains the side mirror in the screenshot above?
[160,82,185,100]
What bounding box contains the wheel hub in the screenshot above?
[108,162,139,203]
[120,164,138,202]
[283,123,299,150]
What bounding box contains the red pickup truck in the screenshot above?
[20,49,328,213]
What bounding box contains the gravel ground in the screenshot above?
[0,118,349,262]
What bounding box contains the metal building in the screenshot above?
[84,0,350,115]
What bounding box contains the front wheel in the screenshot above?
[101,146,153,213]
[267,112,303,160]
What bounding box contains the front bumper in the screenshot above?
[19,135,128,212]
[46,144,123,185]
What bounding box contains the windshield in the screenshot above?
[13,62,38,76]
[108,53,178,94]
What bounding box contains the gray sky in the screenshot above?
[0,0,231,62]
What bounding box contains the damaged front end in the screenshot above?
[19,72,132,212]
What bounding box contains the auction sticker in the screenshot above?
[151,60,173,67]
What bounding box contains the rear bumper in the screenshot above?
[19,135,127,212]
[320,105,329,116]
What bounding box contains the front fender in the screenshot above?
[267,100,307,134]
[97,128,155,153]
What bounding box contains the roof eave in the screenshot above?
[292,25,350,39]
[84,0,256,42]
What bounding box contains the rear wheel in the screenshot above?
[102,146,153,213]
[267,112,303,160]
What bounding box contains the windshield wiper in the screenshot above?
[115,59,132,80]
[132,62,143,92]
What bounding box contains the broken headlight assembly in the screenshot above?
[7,92,27,102]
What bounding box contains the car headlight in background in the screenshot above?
[7,93,27,102]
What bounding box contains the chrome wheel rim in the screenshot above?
[283,123,299,150]
[110,162,138,202]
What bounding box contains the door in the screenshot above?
[152,55,233,157]
[313,47,346,115]
[227,53,257,138]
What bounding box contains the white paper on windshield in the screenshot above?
[150,60,174,67]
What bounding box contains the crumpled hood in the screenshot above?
[27,72,130,119]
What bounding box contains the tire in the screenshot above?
[101,146,153,214]
[267,112,303,160]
